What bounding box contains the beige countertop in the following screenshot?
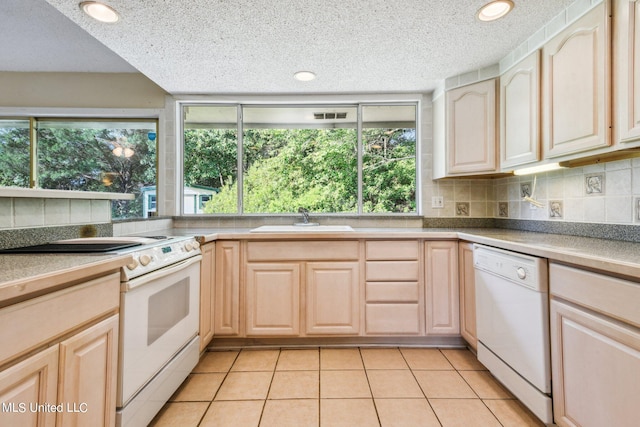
[172,227,640,280]
[3,227,638,307]
[0,254,132,307]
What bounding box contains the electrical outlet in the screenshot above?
[432,196,444,208]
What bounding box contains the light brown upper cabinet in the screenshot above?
[433,79,498,178]
[542,2,611,159]
[447,79,498,175]
[500,51,541,169]
[613,0,640,147]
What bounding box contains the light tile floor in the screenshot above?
[149,347,544,427]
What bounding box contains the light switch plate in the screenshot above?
[432,196,444,208]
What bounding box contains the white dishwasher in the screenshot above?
[474,244,553,425]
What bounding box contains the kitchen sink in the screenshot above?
[250,225,354,233]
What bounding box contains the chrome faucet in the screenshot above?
[298,207,310,224]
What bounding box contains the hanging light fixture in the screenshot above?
[79,1,120,23]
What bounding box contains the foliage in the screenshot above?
[37,127,156,218]
[0,126,30,187]
[0,123,156,218]
[184,126,416,214]
[362,128,416,213]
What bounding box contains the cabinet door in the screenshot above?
[0,346,58,427]
[425,241,459,335]
[246,263,300,336]
[57,315,118,427]
[306,262,360,335]
[458,242,477,350]
[614,0,640,145]
[500,50,541,169]
[542,2,611,158]
[446,79,497,174]
[550,299,640,427]
[214,241,241,336]
[199,242,215,351]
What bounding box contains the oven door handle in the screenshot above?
[124,255,202,291]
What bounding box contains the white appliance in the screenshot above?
[114,236,202,427]
[474,244,553,424]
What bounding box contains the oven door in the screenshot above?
[117,255,201,407]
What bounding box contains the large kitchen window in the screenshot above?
[0,117,158,219]
[182,103,417,215]
[0,119,30,188]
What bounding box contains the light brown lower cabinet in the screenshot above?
[0,315,119,427]
[550,263,640,427]
[214,241,241,336]
[0,345,58,427]
[425,241,460,335]
[246,263,300,336]
[364,240,423,335]
[0,272,120,427]
[306,262,360,335]
[213,239,460,339]
[199,242,215,350]
[458,242,477,349]
[57,315,119,427]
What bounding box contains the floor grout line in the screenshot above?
[152,347,542,427]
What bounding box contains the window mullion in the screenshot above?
[29,117,37,188]
[237,105,243,215]
[357,104,363,214]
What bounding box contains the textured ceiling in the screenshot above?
[4,0,576,94]
[0,0,136,73]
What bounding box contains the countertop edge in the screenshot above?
[0,254,133,306]
[188,228,640,280]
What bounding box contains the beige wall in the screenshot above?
[0,72,166,109]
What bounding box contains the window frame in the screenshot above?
[179,100,420,216]
[0,115,159,219]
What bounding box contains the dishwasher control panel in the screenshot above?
[473,244,548,292]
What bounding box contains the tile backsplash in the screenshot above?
[494,158,640,225]
[0,198,111,229]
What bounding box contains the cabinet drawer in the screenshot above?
[366,282,419,302]
[366,241,419,260]
[365,304,421,335]
[366,261,419,281]
[247,241,359,261]
[550,263,640,327]
[0,272,120,366]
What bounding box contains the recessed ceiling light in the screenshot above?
[80,1,120,23]
[294,71,316,82]
[477,0,514,22]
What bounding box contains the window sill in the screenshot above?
[0,187,135,200]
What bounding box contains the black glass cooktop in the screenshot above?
[0,242,142,254]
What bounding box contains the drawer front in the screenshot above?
[366,282,419,302]
[366,241,419,260]
[550,263,640,327]
[247,241,359,261]
[0,272,120,366]
[365,304,421,335]
[366,261,419,281]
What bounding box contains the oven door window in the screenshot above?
[147,277,190,345]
